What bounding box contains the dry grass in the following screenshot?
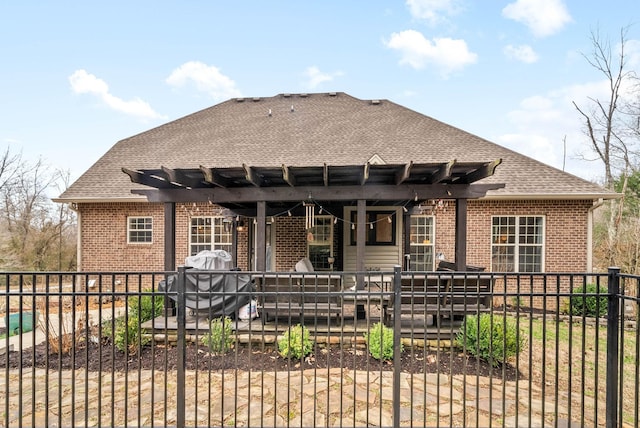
[34,295,88,355]
[515,314,638,426]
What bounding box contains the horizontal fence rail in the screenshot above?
[0,268,638,427]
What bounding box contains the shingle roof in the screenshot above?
[57,92,615,202]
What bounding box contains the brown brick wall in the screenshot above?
[78,199,593,302]
[467,199,592,308]
[79,202,166,272]
[274,217,308,271]
[466,199,591,273]
[409,199,591,273]
[79,202,240,271]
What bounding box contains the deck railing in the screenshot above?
[1,268,638,427]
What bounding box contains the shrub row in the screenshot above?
[108,304,534,368]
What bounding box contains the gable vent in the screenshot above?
[367,153,386,165]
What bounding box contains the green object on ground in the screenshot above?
[6,311,36,335]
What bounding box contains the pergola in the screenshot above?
[124,160,504,273]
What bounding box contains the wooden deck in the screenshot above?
[143,310,463,342]
[143,271,491,343]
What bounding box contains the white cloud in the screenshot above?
[69,69,166,120]
[496,80,614,181]
[303,66,344,89]
[504,44,539,63]
[502,0,572,37]
[166,61,241,101]
[385,30,477,76]
[499,133,560,168]
[406,0,461,25]
[627,39,640,69]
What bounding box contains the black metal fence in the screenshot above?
[1,267,638,427]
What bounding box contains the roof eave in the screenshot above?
[51,196,149,204]
[53,192,620,204]
[481,192,621,201]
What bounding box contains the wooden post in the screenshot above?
[256,201,266,272]
[163,202,176,316]
[164,202,176,271]
[455,199,468,271]
[356,199,366,287]
[403,210,411,271]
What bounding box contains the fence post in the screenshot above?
[176,266,188,428]
[606,266,620,428]
[392,265,401,428]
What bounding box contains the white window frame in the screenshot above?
[127,216,153,244]
[491,215,545,272]
[409,215,435,271]
[189,216,232,256]
[307,215,334,271]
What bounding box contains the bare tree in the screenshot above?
[53,170,77,270]
[573,26,638,188]
[0,148,76,271]
[573,27,640,267]
[0,145,21,192]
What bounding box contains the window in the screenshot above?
[350,211,396,246]
[189,217,232,256]
[307,216,334,270]
[491,216,544,272]
[409,215,435,271]
[127,217,152,243]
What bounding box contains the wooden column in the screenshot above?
[231,220,238,269]
[403,210,411,271]
[255,201,266,272]
[356,199,366,288]
[454,199,468,271]
[164,202,176,270]
[163,202,176,316]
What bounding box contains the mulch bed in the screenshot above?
[2,334,520,381]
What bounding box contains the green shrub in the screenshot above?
[570,284,608,317]
[113,316,150,354]
[278,324,313,360]
[129,290,165,322]
[365,322,400,361]
[202,316,234,355]
[559,297,571,315]
[112,289,164,354]
[456,314,523,367]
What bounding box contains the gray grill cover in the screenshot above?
[159,250,253,317]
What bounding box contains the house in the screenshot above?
[56,92,616,283]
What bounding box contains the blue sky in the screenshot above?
[1,1,638,185]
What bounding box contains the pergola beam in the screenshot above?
[361,163,370,185]
[243,164,263,187]
[133,183,505,203]
[122,168,178,189]
[199,165,232,188]
[161,166,203,188]
[323,163,329,186]
[395,162,412,185]
[282,164,296,186]
[430,159,455,184]
[461,159,502,183]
